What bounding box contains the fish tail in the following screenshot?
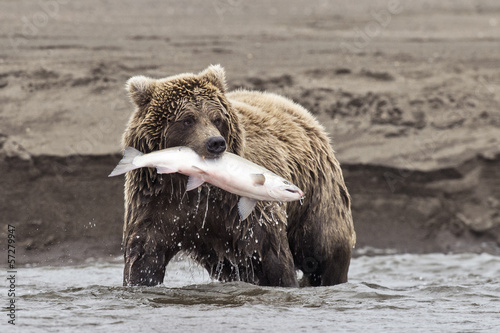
[108,147,143,177]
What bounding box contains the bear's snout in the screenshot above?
[206,136,227,155]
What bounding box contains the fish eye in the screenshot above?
[283,180,292,185]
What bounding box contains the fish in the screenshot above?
[109,146,305,220]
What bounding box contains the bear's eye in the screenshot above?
[213,117,222,127]
[183,117,195,127]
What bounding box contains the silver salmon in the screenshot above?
[109,146,305,220]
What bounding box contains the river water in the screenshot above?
[8,253,500,332]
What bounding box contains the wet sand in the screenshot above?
[1,0,499,265]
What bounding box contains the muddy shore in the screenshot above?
[1,0,499,265]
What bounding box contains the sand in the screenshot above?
[1,0,499,265]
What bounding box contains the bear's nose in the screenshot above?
[206,136,227,155]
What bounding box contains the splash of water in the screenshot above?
[179,180,186,204]
[215,260,224,281]
[227,257,241,281]
[169,177,174,203]
[194,187,202,215]
[202,187,210,228]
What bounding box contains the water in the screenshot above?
[8,253,500,332]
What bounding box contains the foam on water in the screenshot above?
[10,254,500,332]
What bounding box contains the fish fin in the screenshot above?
[186,165,208,190]
[156,166,175,174]
[108,147,143,177]
[192,165,209,175]
[238,197,257,221]
[250,174,266,186]
[186,176,204,191]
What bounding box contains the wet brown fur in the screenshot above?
[121,65,355,287]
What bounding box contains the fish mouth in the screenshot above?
[286,188,305,198]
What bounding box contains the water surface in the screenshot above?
[10,253,500,332]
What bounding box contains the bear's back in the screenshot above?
[227,89,344,211]
[227,90,327,138]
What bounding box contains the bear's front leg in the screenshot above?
[123,232,177,286]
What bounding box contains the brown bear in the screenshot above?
[120,65,355,287]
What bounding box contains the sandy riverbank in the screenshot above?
[1,0,499,265]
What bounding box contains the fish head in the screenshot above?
[267,177,305,202]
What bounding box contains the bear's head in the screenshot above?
[123,65,243,158]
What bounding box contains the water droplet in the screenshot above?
[202,187,210,228]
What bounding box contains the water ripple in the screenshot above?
[13,253,500,332]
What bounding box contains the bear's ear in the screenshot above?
[199,64,227,93]
[126,75,156,107]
